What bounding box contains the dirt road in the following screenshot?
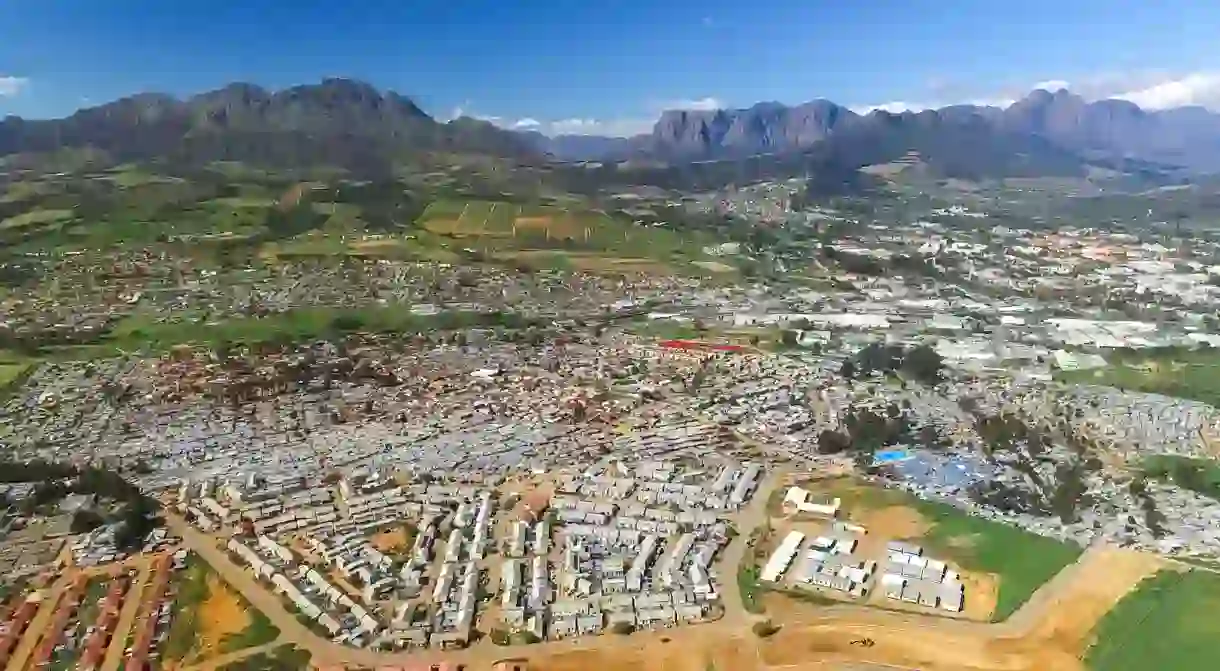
[179,641,282,671]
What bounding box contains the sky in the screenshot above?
[2,0,1220,136]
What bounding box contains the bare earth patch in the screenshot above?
[193,574,250,660]
[370,527,408,554]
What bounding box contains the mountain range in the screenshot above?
[0,78,539,175]
[536,88,1220,174]
[2,79,1220,183]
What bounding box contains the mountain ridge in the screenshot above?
[0,78,541,176]
[2,81,1218,183]
[536,89,1220,173]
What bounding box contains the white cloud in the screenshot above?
[0,76,28,97]
[547,117,655,137]
[662,96,723,111]
[851,72,1220,114]
[851,96,1014,115]
[1033,79,1071,92]
[1110,73,1220,110]
[511,118,541,129]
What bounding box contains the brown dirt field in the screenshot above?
[513,215,586,241]
[754,547,1161,671]
[513,216,553,228]
[530,631,757,671]
[957,572,1000,620]
[371,528,408,553]
[194,574,250,658]
[277,183,308,210]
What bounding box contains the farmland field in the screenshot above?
[1084,569,1220,671]
[0,208,74,231]
[416,198,711,262]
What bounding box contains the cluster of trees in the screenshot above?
[0,459,160,550]
[1128,477,1166,538]
[966,409,1102,522]
[1143,456,1220,503]
[488,628,540,646]
[840,343,944,385]
[817,404,911,469]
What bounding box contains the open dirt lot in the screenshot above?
[193,574,250,659]
[528,630,759,671]
[757,547,1162,671]
[370,527,409,553]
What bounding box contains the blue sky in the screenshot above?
[2,0,1219,135]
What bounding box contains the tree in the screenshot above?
[71,509,105,534]
[489,628,511,646]
[816,430,852,455]
[610,621,634,635]
[752,620,780,638]
[780,330,798,348]
[902,344,944,384]
[839,360,856,379]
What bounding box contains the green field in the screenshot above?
[1085,570,1220,671]
[219,644,311,671]
[825,480,1082,621]
[737,560,765,614]
[1057,348,1220,406]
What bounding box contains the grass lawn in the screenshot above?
[220,608,280,653]
[219,644,310,671]
[738,561,765,614]
[0,361,32,387]
[1085,570,1220,671]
